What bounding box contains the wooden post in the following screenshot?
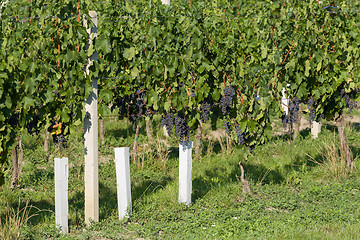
[44,130,51,154]
[194,124,202,159]
[179,141,192,205]
[114,148,132,220]
[11,138,19,188]
[84,11,99,225]
[311,121,321,139]
[55,158,68,234]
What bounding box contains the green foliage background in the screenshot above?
[1,0,359,165]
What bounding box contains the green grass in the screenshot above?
[1,116,360,239]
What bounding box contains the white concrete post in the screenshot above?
[161,0,170,5]
[55,158,68,234]
[311,121,322,139]
[114,147,132,220]
[179,141,192,205]
[281,87,289,115]
[84,11,99,225]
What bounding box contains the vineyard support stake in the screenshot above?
[84,10,99,225]
[114,147,132,220]
[179,141,192,205]
[311,121,321,139]
[55,158,68,234]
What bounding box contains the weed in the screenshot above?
[307,134,357,180]
[0,200,38,240]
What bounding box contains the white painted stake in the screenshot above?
[84,11,99,225]
[161,0,170,5]
[114,148,132,220]
[311,121,321,139]
[55,158,68,234]
[179,141,192,205]
[281,87,289,115]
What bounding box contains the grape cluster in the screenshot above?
[281,112,289,129]
[340,87,358,115]
[220,86,235,116]
[53,134,67,148]
[161,113,174,137]
[307,96,316,126]
[250,146,255,155]
[200,97,212,123]
[236,125,245,145]
[48,121,67,148]
[224,121,231,136]
[113,87,150,130]
[175,115,190,142]
[282,97,300,131]
[136,90,146,115]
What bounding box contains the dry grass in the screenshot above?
[307,135,356,180]
[0,201,38,240]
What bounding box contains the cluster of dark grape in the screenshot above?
[200,96,212,123]
[282,97,300,131]
[220,86,235,116]
[307,96,316,126]
[236,125,245,145]
[48,121,67,148]
[161,113,174,137]
[250,146,255,155]
[114,95,130,115]
[113,88,150,130]
[224,121,231,136]
[281,112,289,129]
[175,115,190,142]
[53,134,67,148]
[340,87,358,115]
[136,90,146,115]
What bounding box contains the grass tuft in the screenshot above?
[0,200,38,240]
[308,134,356,180]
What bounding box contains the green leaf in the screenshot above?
[23,96,35,110]
[305,60,310,77]
[96,35,111,54]
[213,89,220,101]
[316,60,322,72]
[131,66,139,78]
[123,47,136,60]
[0,73,8,79]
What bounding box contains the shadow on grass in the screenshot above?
[192,161,285,203]
[271,127,312,142]
[352,122,360,131]
[0,198,54,230]
[131,175,173,205]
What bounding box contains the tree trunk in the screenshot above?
[99,118,105,146]
[294,105,302,138]
[336,115,353,169]
[18,135,23,176]
[194,122,202,159]
[11,137,19,188]
[132,125,140,165]
[146,119,153,142]
[239,161,252,195]
[44,130,51,152]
